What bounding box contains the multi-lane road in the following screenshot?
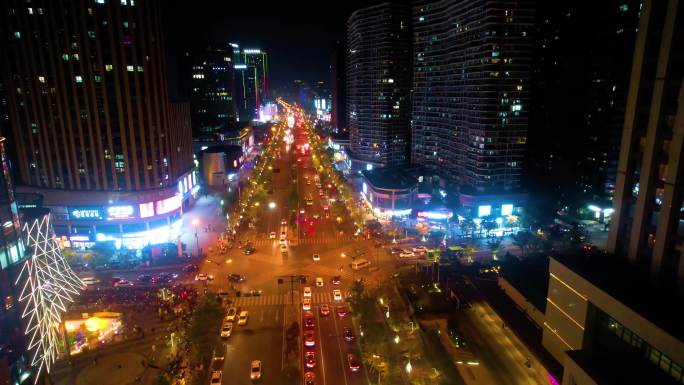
[195,108,371,385]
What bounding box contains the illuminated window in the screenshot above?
[38,76,45,83]
[127,65,134,72]
[62,53,69,61]
[95,0,105,3]
[88,31,96,38]
[105,64,113,71]
[137,65,143,72]
[14,31,21,39]
[94,75,101,82]
[74,75,83,83]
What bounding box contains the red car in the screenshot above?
[303,313,315,329]
[304,329,315,346]
[347,354,360,372]
[320,304,330,316]
[336,306,347,318]
[331,276,341,285]
[304,371,315,385]
[305,351,316,368]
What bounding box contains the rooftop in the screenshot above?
[361,165,426,191]
[566,349,679,385]
[554,252,684,342]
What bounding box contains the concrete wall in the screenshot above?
[497,277,545,329]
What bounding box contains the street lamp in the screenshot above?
[405,361,412,374]
[192,219,200,257]
[268,202,276,209]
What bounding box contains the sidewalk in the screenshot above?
[472,278,563,381]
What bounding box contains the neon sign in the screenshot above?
[68,207,104,220]
[107,205,135,220]
[155,195,182,215]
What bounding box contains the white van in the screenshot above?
[351,259,371,270]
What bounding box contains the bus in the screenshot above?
[351,259,371,270]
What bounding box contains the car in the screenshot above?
[280,244,288,253]
[399,251,415,259]
[138,274,152,283]
[195,273,213,281]
[304,329,315,346]
[347,354,360,372]
[114,279,134,287]
[182,263,199,272]
[303,286,312,297]
[238,310,249,326]
[220,322,233,338]
[343,327,355,341]
[333,289,342,301]
[331,276,341,285]
[81,277,100,286]
[110,277,123,285]
[269,231,277,239]
[312,253,320,261]
[304,371,315,385]
[390,247,403,255]
[229,274,246,283]
[305,351,316,368]
[336,306,347,318]
[320,304,330,316]
[302,298,311,311]
[250,360,262,380]
[280,231,287,240]
[306,180,311,185]
[303,314,315,328]
[244,246,256,255]
[315,277,324,287]
[281,218,288,225]
[412,245,428,254]
[210,370,222,384]
[225,307,238,322]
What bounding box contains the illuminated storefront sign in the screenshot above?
[107,205,135,220]
[478,205,492,217]
[417,210,453,220]
[68,207,104,220]
[501,204,514,216]
[155,195,182,215]
[139,202,155,218]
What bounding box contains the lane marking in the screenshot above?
[332,308,350,385]
[316,308,327,385]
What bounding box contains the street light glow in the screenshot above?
[268,202,276,209]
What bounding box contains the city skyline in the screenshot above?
[0,1,682,385]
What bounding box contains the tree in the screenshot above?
[416,222,430,239]
[487,238,502,259]
[279,365,302,385]
[512,231,535,257]
[187,294,224,372]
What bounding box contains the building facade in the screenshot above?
[525,1,641,215]
[234,48,268,122]
[347,2,412,168]
[188,47,237,135]
[331,39,348,134]
[606,0,684,289]
[412,0,533,193]
[0,0,195,249]
[0,137,31,385]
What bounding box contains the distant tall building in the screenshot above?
[331,39,348,133]
[412,0,533,195]
[525,1,641,212]
[0,0,196,248]
[234,48,268,122]
[607,0,684,287]
[188,47,237,136]
[347,2,412,167]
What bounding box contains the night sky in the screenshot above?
[162,0,381,94]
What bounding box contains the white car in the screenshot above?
[225,307,238,322]
[250,360,262,380]
[195,273,213,281]
[312,253,320,261]
[399,251,415,259]
[210,370,222,384]
[333,289,342,301]
[280,244,287,253]
[302,298,312,311]
[281,218,288,225]
[280,231,287,240]
[303,286,312,297]
[238,310,249,326]
[269,231,276,239]
[315,277,324,287]
[220,322,233,338]
[412,246,428,254]
[81,277,100,286]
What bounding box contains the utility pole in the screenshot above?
[277,275,307,305]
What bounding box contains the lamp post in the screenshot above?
[192,219,200,257]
